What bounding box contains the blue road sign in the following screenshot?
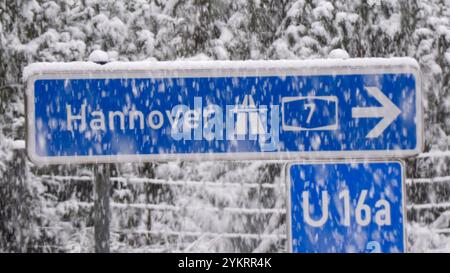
[25,58,422,164]
[287,161,405,253]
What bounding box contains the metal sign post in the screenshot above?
[93,163,111,253]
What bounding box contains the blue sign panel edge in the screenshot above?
[285,159,407,253]
[25,58,422,165]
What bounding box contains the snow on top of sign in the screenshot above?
[23,57,419,81]
[88,50,109,63]
[328,49,350,59]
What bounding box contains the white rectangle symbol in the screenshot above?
[281,96,338,131]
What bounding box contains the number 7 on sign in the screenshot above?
[281,96,339,131]
[304,102,316,124]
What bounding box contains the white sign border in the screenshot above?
[25,58,423,165]
[285,159,407,253]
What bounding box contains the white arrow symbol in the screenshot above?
[352,86,401,138]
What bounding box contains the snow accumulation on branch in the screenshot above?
[41,175,283,189]
[49,200,286,215]
[22,57,420,81]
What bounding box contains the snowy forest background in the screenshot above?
[1,0,450,252]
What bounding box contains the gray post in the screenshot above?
[88,52,112,253]
[93,164,111,253]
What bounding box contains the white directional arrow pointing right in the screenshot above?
[352,86,401,138]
